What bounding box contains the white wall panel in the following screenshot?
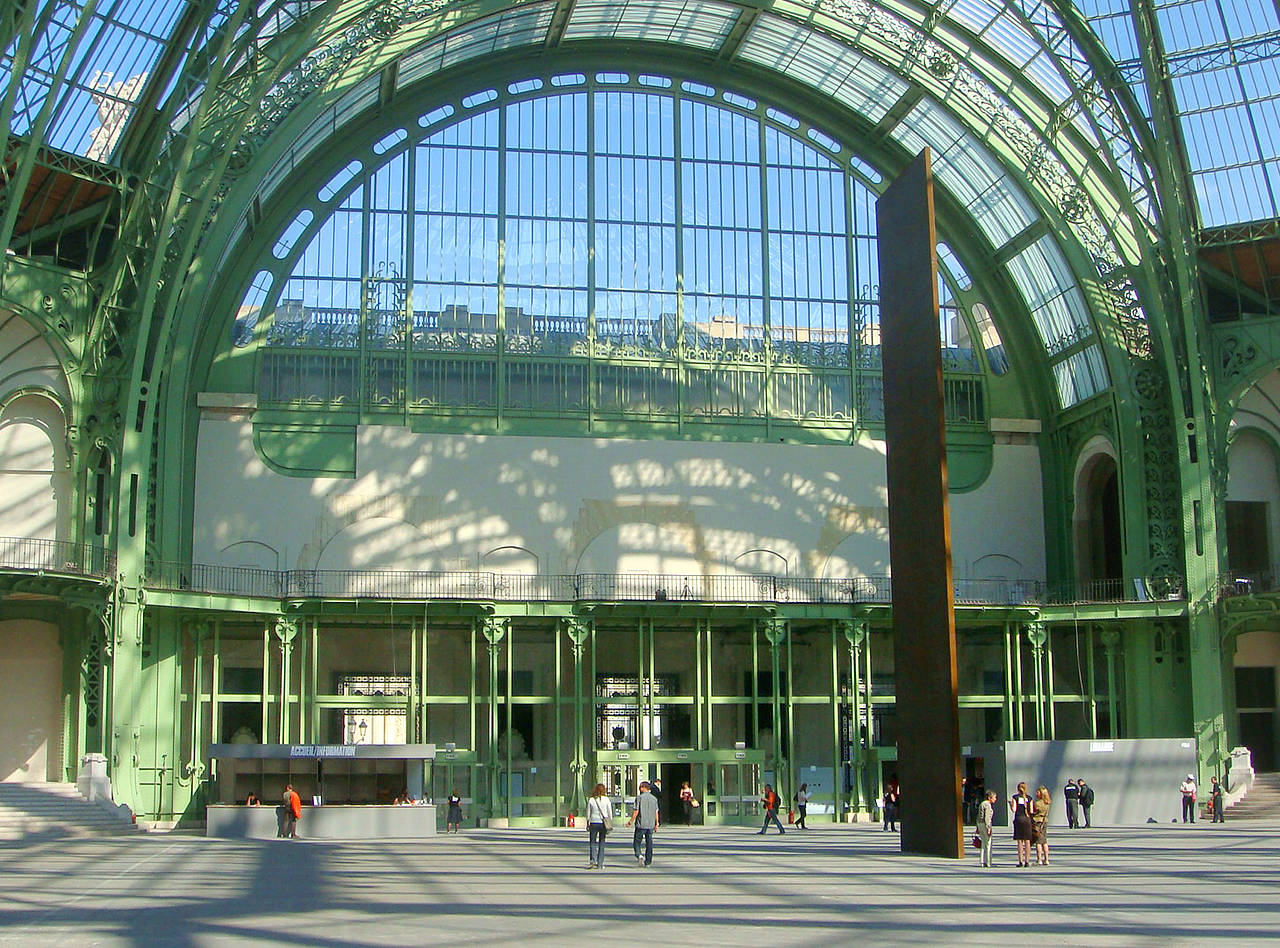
[0,621,63,783]
[193,422,1046,581]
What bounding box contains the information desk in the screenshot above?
[207,803,437,839]
[207,743,438,839]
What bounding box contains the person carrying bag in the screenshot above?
[586,783,612,869]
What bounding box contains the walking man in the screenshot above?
[1077,778,1094,828]
[628,780,659,866]
[1180,773,1197,823]
[1063,778,1080,828]
[757,784,785,835]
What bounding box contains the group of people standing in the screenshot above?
[973,777,1093,869]
[1180,773,1226,823]
[1006,782,1053,867]
[585,778,814,868]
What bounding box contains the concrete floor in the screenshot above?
[0,821,1277,946]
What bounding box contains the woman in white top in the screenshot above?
[586,783,612,869]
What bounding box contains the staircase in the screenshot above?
[1227,772,1280,820]
[0,782,139,840]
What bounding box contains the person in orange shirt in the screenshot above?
[281,784,302,839]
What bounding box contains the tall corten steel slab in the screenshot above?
[876,149,963,858]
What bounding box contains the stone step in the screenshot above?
[1226,772,1280,819]
[0,782,138,839]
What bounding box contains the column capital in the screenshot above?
[273,616,298,645]
[839,619,869,649]
[763,617,788,647]
[482,616,509,646]
[562,617,590,646]
[1025,620,1047,650]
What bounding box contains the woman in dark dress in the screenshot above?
[1009,781,1033,867]
[446,789,463,834]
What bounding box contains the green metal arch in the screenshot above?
[189,49,1059,420]
[80,0,1185,580]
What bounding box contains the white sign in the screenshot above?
[290,745,357,758]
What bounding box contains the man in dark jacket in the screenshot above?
[1063,779,1080,828]
[1077,778,1094,828]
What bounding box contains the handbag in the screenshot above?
[971,834,982,849]
[691,798,701,808]
[592,797,613,834]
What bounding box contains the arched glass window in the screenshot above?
[242,75,995,430]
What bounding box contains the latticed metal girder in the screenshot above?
[817,0,1157,258]
[155,0,1163,321]
[0,0,104,256]
[81,0,1179,556]
[1165,30,1280,80]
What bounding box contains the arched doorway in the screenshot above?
[1075,448,1121,590]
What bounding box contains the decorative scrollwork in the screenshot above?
[1218,335,1259,385]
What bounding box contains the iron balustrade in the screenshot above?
[134,560,1172,606]
[0,539,1187,605]
[1216,569,1279,599]
[0,537,113,577]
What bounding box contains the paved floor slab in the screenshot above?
[0,821,1277,945]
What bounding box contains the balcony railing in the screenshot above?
[1216,569,1279,599]
[139,561,1181,607]
[0,537,1188,607]
[0,537,113,578]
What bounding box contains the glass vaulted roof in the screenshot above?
[3,0,1279,421]
[6,0,1279,229]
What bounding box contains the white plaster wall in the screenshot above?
[0,311,71,402]
[0,620,63,782]
[1236,629,1280,668]
[1226,428,1280,577]
[0,395,70,542]
[193,422,1046,581]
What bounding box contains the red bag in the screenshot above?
[971,834,982,849]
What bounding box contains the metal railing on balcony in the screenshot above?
[139,561,1178,607]
[0,536,113,578]
[1216,569,1279,599]
[0,538,1189,607]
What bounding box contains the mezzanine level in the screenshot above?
[0,535,1201,611]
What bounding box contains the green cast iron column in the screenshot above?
[58,623,82,781]
[1027,621,1047,740]
[1087,624,1098,739]
[764,618,787,802]
[1102,628,1121,738]
[831,622,845,821]
[274,617,297,745]
[565,618,590,818]
[482,617,507,821]
[109,587,143,816]
[184,623,207,804]
[1129,0,1228,778]
[554,624,562,823]
[844,620,869,816]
